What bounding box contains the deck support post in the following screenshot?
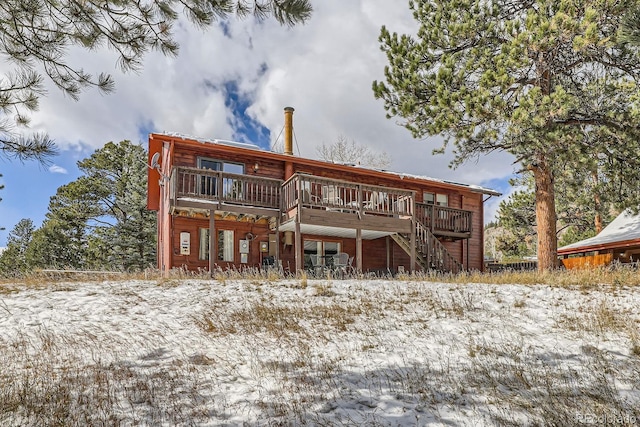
[356,228,362,273]
[208,210,215,274]
[295,217,302,273]
[410,220,416,273]
[410,196,417,273]
[275,217,281,267]
[465,238,469,271]
[386,236,391,271]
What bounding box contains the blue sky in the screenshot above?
[1,148,86,243]
[0,1,517,247]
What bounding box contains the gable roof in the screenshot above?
[558,210,640,255]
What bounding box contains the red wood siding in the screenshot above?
[147,137,162,210]
[171,216,272,270]
[152,134,493,274]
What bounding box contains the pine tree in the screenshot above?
[25,216,87,269]
[0,174,4,231]
[26,141,157,271]
[0,218,34,276]
[0,0,312,161]
[373,0,640,270]
[496,149,622,257]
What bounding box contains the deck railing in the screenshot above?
[171,168,470,236]
[282,173,414,217]
[415,202,473,235]
[415,222,464,273]
[172,167,282,209]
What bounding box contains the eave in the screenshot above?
[557,238,640,256]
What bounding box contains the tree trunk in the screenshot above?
[594,211,603,234]
[533,157,558,270]
[592,170,603,233]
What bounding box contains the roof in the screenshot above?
[159,132,263,151]
[152,132,501,197]
[558,210,640,254]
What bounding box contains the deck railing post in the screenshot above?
[410,193,416,272]
[217,171,223,201]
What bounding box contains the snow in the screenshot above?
[1,278,639,425]
[158,132,265,151]
[559,209,640,252]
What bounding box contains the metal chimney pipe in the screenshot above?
[284,107,294,155]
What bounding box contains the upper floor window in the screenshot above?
[423,192,448,206]
[198,157,245,174]
[197,158,245,197]
[424,192,435,205]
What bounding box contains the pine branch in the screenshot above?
[0,133,57,164]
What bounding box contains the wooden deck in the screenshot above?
[170,168,473,238]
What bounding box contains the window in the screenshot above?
[423,192,435,204]
[197,158,245,196]
[303,239,341,268]
[304,240,322,269]
[436,194,448,207]
[198,158,244,174]
[200,229,235,262]
[324,242,341,257]
[199,228,209,260]
[424,192,448,206]
[198,158,222,171]
[218,230,234,262]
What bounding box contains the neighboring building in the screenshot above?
[558,210,640,269]
[147,108,500,275]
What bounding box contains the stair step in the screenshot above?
[392,218,464,274]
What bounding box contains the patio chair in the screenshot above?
[333,252,350,277]
[322,185,344,208]
[309,254,324,276]
[363,191,386,212]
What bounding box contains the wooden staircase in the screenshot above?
[391,221,464,274]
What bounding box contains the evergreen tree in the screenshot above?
[26,141,157,271]
[0,218,34,276]
[373,0,640,270]
[0,174,4,231]
[496,160,619,257]
[0,0,312,159]
[25,216,87,269]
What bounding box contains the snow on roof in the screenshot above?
[392,172,501,196]
[312,162,501,196]
[559,209,640,252]
[158,132,264,151]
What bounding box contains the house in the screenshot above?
[558,210,640,269]
[147,107,500,275]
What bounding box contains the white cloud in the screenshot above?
[27,0,515,191]
[48,165,68,174]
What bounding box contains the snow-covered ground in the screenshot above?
[1,278,639,426]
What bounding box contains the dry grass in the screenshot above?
[1,269,640,425]
[3,264,640,288]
